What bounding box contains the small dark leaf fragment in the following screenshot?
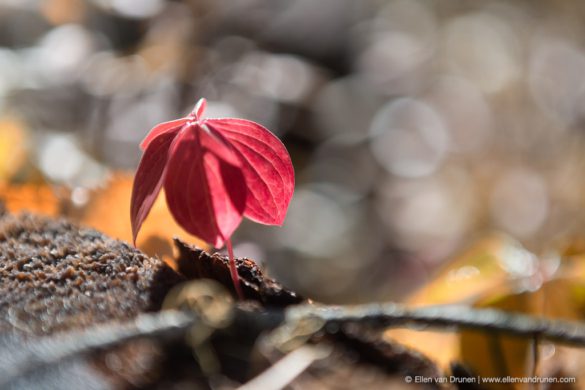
[174,238,304,306]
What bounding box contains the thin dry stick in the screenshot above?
[286,303,585,346]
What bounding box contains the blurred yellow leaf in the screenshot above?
[408,234,526,306]
[460,292,534,390]
[384,235,532,372]
[0,117,28,182]
[389,233,585,381]
[455,267,585,388]
[383,328,459,370]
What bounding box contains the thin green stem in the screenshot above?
[226,239,244,300]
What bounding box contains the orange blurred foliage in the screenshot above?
[0,183,60,217]
[0,172,206,263]
[80,173,207,261]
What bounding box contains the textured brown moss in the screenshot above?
[0,211,183,336]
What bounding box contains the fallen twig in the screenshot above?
[0,310,195,388]
[3,302,585,387]
[287,303,585,345]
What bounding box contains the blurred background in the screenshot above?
[2,0,585,305]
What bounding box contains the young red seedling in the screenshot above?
[130,98,294,299]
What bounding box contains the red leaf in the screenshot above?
[206,118,294,225]
[130,128,180,244]
[164,124,247,248]
[140,118,187,151]
[131,98,295,249]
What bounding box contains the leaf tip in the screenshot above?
[192,98,207,120]
[130,215,139,247]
